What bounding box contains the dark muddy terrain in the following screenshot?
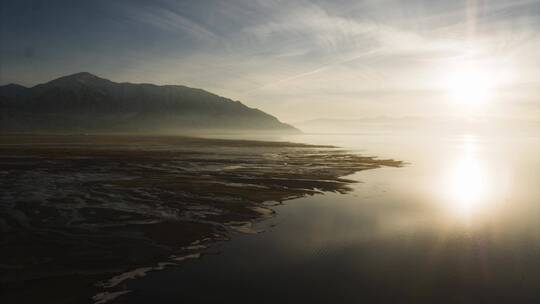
[0,135,401,303]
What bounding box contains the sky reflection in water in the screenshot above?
[122,131,540,303]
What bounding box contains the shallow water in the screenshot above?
[121,131,540,303]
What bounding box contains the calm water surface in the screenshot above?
[122,132,540,303]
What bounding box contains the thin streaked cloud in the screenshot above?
[1,0,539,121]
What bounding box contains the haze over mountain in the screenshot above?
[295,116,540,135]
[0,72,297,134]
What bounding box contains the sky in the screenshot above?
[1,0,539,123]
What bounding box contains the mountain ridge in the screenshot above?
[0,72,298,134]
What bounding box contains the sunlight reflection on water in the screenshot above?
[123,131,540,303]
[443,135,490,218]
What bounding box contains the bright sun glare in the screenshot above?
[442,135,492,219]
[445,63,496,105]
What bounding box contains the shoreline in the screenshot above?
[0,135,402,303]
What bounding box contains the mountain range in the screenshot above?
[0,72,297,134]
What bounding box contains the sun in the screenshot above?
[445,63,496,105]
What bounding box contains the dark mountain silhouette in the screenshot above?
[0,72,298,134]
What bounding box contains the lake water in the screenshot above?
[121,131,540,303]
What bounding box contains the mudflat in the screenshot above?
[0,135,401,303]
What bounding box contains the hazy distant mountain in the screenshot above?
[294,117,431,133]
[0,72,298,134]
[295,116,540,135]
